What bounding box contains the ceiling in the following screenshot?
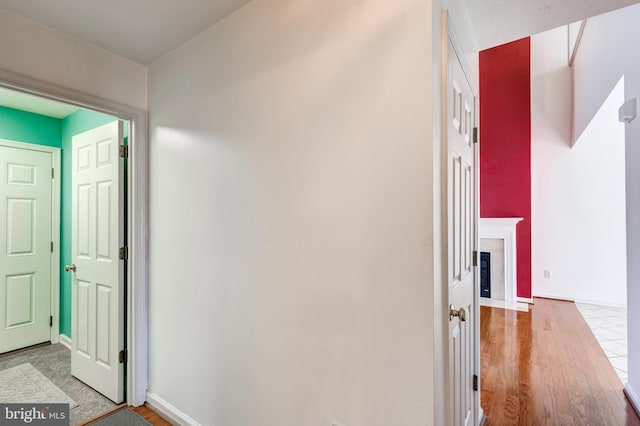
[467,0,640,50]
[0,0,637,64]
[0,1,637,123]
[0,0,253,65]
[0,87,78,119]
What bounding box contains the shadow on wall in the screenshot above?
[532,74,627,306]
[572,71,625,146]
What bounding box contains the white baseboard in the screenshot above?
[480,297,529,312]
[624,384,640,418]
[532,292,627,308]
[516,297,534,304]
[146,390,201,426]
[532,292,574,302]
[58,334,72,350]
[573,298,627,309]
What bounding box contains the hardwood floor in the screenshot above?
[131,405,173,425]
[480,298,640,425]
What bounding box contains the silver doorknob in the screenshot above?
[64,264,76,272]
[450,305,467,321]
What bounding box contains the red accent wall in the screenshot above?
[479,38,532,299]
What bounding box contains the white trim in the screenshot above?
[58,334,72,350]
[624,384,640,417]
[127,105,149,407]
[447,13,478,97]
[516,297,534,304]
[480,297,529,312]
[0,139,61,346]
[146,391,201,426]
[478,407,485,426]
[443,12,482,425]
[0,67,149,407]
[568,20,587,67]
[531,292,574,303]
[51,148,61,344]
[532,292,627,308]
[435,11,449,426]
[574,298,626,308]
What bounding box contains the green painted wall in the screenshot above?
[0,106,61,147]
[60,109,122,337]
[0,105,123,338]
[0,106,62,333]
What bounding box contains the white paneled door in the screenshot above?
[70,121,125,403]
[0,145,52,354]
[447,37,477,426]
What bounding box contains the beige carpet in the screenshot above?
[0,363,78,407]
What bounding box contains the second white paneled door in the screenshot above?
[0,144,53,354]
[70,121,125,403]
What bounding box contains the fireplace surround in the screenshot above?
[479,217,523,303]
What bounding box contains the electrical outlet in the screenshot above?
[544,270,551,278]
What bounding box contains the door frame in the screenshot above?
[0,68,149,406]
[440,10,482,425]
[0,139,61,346]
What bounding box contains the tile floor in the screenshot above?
[0,343,116,425]
[575,302,628,383]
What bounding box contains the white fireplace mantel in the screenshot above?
[479,217,523,303]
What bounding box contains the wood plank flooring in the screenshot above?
[480,298,640,425]
[131,405,172,425]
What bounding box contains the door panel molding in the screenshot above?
[71,121,124,403]
[0,139,60,347]
[440,10,481,426]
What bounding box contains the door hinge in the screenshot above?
[119,246,128,260]
[473,250,478,267]
[51,241,54,253]
[473,374,478,391]
[51,168,55,179]
[119,145,128,158]
[119,350,127,364]
[473,127,478,144]
[49,315,53,327]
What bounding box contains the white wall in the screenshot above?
[570,3,640,407]
[0,10,147,110]
[531,26,627,307]
[148,1,440,424]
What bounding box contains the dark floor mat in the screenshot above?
[87,408,150,426]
